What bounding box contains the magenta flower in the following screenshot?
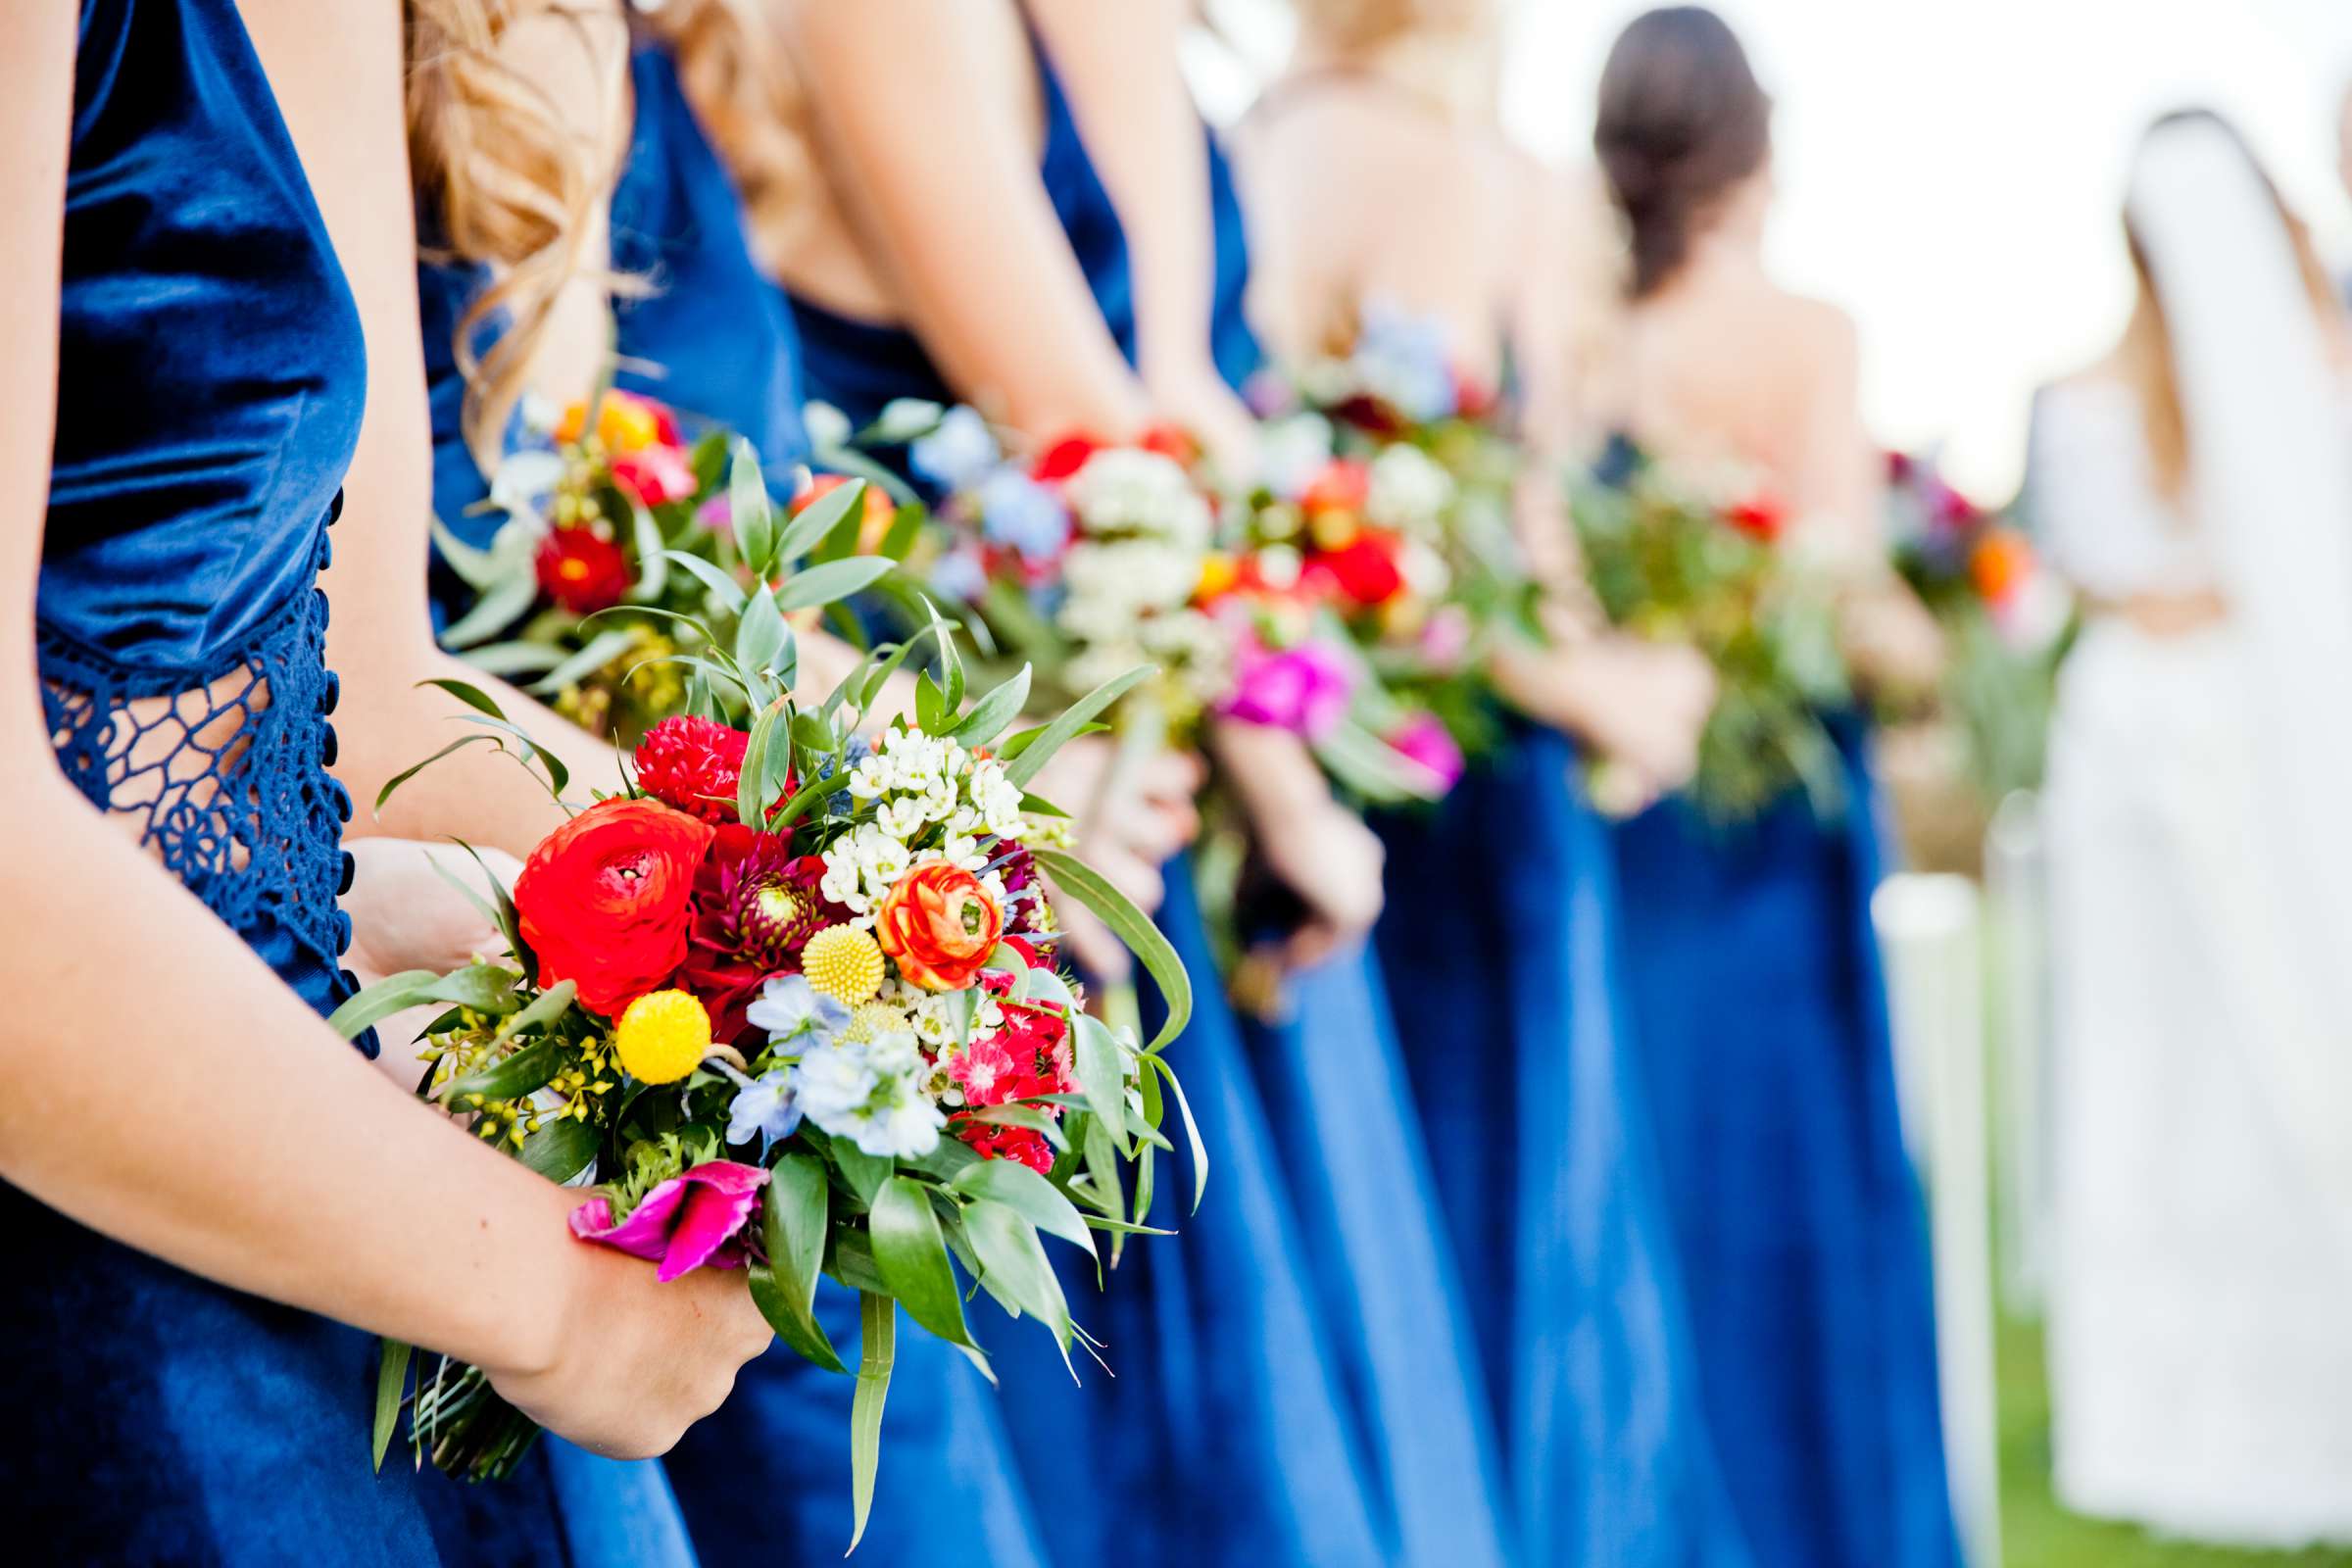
[569,1159,769,1283]
[1388,712,1466,795]
[1417,605,1473,671]
[1217,635,1355,741]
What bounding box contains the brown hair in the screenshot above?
[2121,109,2341,499]
[406,0,607,466]
[1592,6,1770,299]
[638,0,806,267]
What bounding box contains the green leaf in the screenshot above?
[847,1292,896,1553]
[731,439,776,577]
[999,720,1107,761]
[372,735,496,815]
[457,642,567,679]
[1031,848,1190,1054]
[372,1339,412,1471]
[661,549,751,615]
[327,969,446,1042]
[438,571,540,650]
[1145,1054,1208,1214]
[424,965,521,1014]
[832,1141,893,1210]
[734,585,791,679]
[498,979,578,1043]
[950,1159,1095,1253]
[524,626,645,699]
[439,1036,562,1110]
[1000,666,1153,789]
[915,670,947,735]
[517,1117,597,1183]
[623,496,668,604]
[946,664,1032,749]
[419,676,512,719]
[964,1199,1071,1355]
[430,513,509,590]
[878,502,927,563]
[1070,1013,1130,1154]
[869,1176,979,1349]
[773,556,894,613]
[748,1153,845,1372]
[775,474,865,564]
[737,706,782,828]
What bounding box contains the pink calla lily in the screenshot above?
[568,1160,769,1283]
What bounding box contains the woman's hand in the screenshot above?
[1032,735,1202,980]
[343,839,524,1083]
[1494,635,1717,806]
[1211,721,1385,972]
[1148,366,1260,488]
[483,1197,776,1460]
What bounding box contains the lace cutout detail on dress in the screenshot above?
[37,522,358,981]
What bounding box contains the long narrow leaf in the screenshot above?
[775,473,865,564]
[526,626,646,699]
[373,1340,413,1471]
[848,1293,896,1552]
[748,1153,845,1372]
[1031,849,1190,1053]
[662,549,752,615]
[869,1177,980,1350]
[950,1159,1095,1253]
[1001,666,1152,789]
[774,556,894,613]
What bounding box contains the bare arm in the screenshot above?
[0,2,763,1453]
[783,0,1148,441]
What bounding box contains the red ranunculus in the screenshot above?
[1030,432,1106,483]
[514,798,714,1016]
[875,860,1004,991]
[535,526,631,613]
[1725,493,1787,544]
[611,443,700,509]
[679,826,845,1043]
[1307,530,1406,607]
[635,715,753,823]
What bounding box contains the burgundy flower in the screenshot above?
[535,526,631,613]
[679,825,848,1043]
[635,715,753,824]
[569,1160,768,1282]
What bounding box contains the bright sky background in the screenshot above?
[1191,0,2352,502]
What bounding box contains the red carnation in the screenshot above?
[535,526,631,614]
[1031,432,1106,483]
[611,443,700,509]
[955,1120,1055,1174]
[1306,530,1406,607]
[514,798,714,1017]
[635,715,753,823]
[678,825,847,1043]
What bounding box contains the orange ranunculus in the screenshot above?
[1969,526,2034,608]
[875,860,1004,992]
[557,389,677,455]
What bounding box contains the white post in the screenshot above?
[1875,872,2002,1568]
[1983,791,2052,1316]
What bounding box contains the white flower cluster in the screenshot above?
[792,1030,945,1160]
[1366,444,1456,539]
[1062,449,1213,553]
[819,728,1027,924]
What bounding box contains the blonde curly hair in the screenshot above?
[638,0,808,273]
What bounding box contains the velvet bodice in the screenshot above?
[39,0,366,1004]
[420,45,808,554]
[788,24,1263,446]
[44,0,366,668]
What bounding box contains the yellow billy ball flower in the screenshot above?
[613,989,712,1085]
[803,923,885,1004]
[844,1002,907,1045]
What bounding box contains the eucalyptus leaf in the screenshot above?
[731,439,776,577]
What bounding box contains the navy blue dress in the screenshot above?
[785,24,1504,1564]
[1610,725,1958,1568]
[11,4,423,1561]
[1372,725,1754,1566]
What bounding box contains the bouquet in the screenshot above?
[433,388,912,744]
[1886,450,2075,801]
[1573,444,1851,823]
[347,460,1193,1548]
[1231,308,1544,797]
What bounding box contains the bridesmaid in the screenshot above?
[0,2,770,1562]
[1237,3,1745,1563]
[1591,11,1956,1566]
[728,3,1405,1562]
[407,4,1056,1560]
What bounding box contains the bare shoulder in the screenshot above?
[498,0,631,161]
[1772,290,1860,372]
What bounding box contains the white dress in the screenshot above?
[2032,376,2352,1545]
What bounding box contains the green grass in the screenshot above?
[1996,1309,2352,1568]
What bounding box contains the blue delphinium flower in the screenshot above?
[928,547,988,606]
[745,974,850,1048]
[977,467,1071,562]
[910,405,1002,492]
[725,1069,803,1146]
